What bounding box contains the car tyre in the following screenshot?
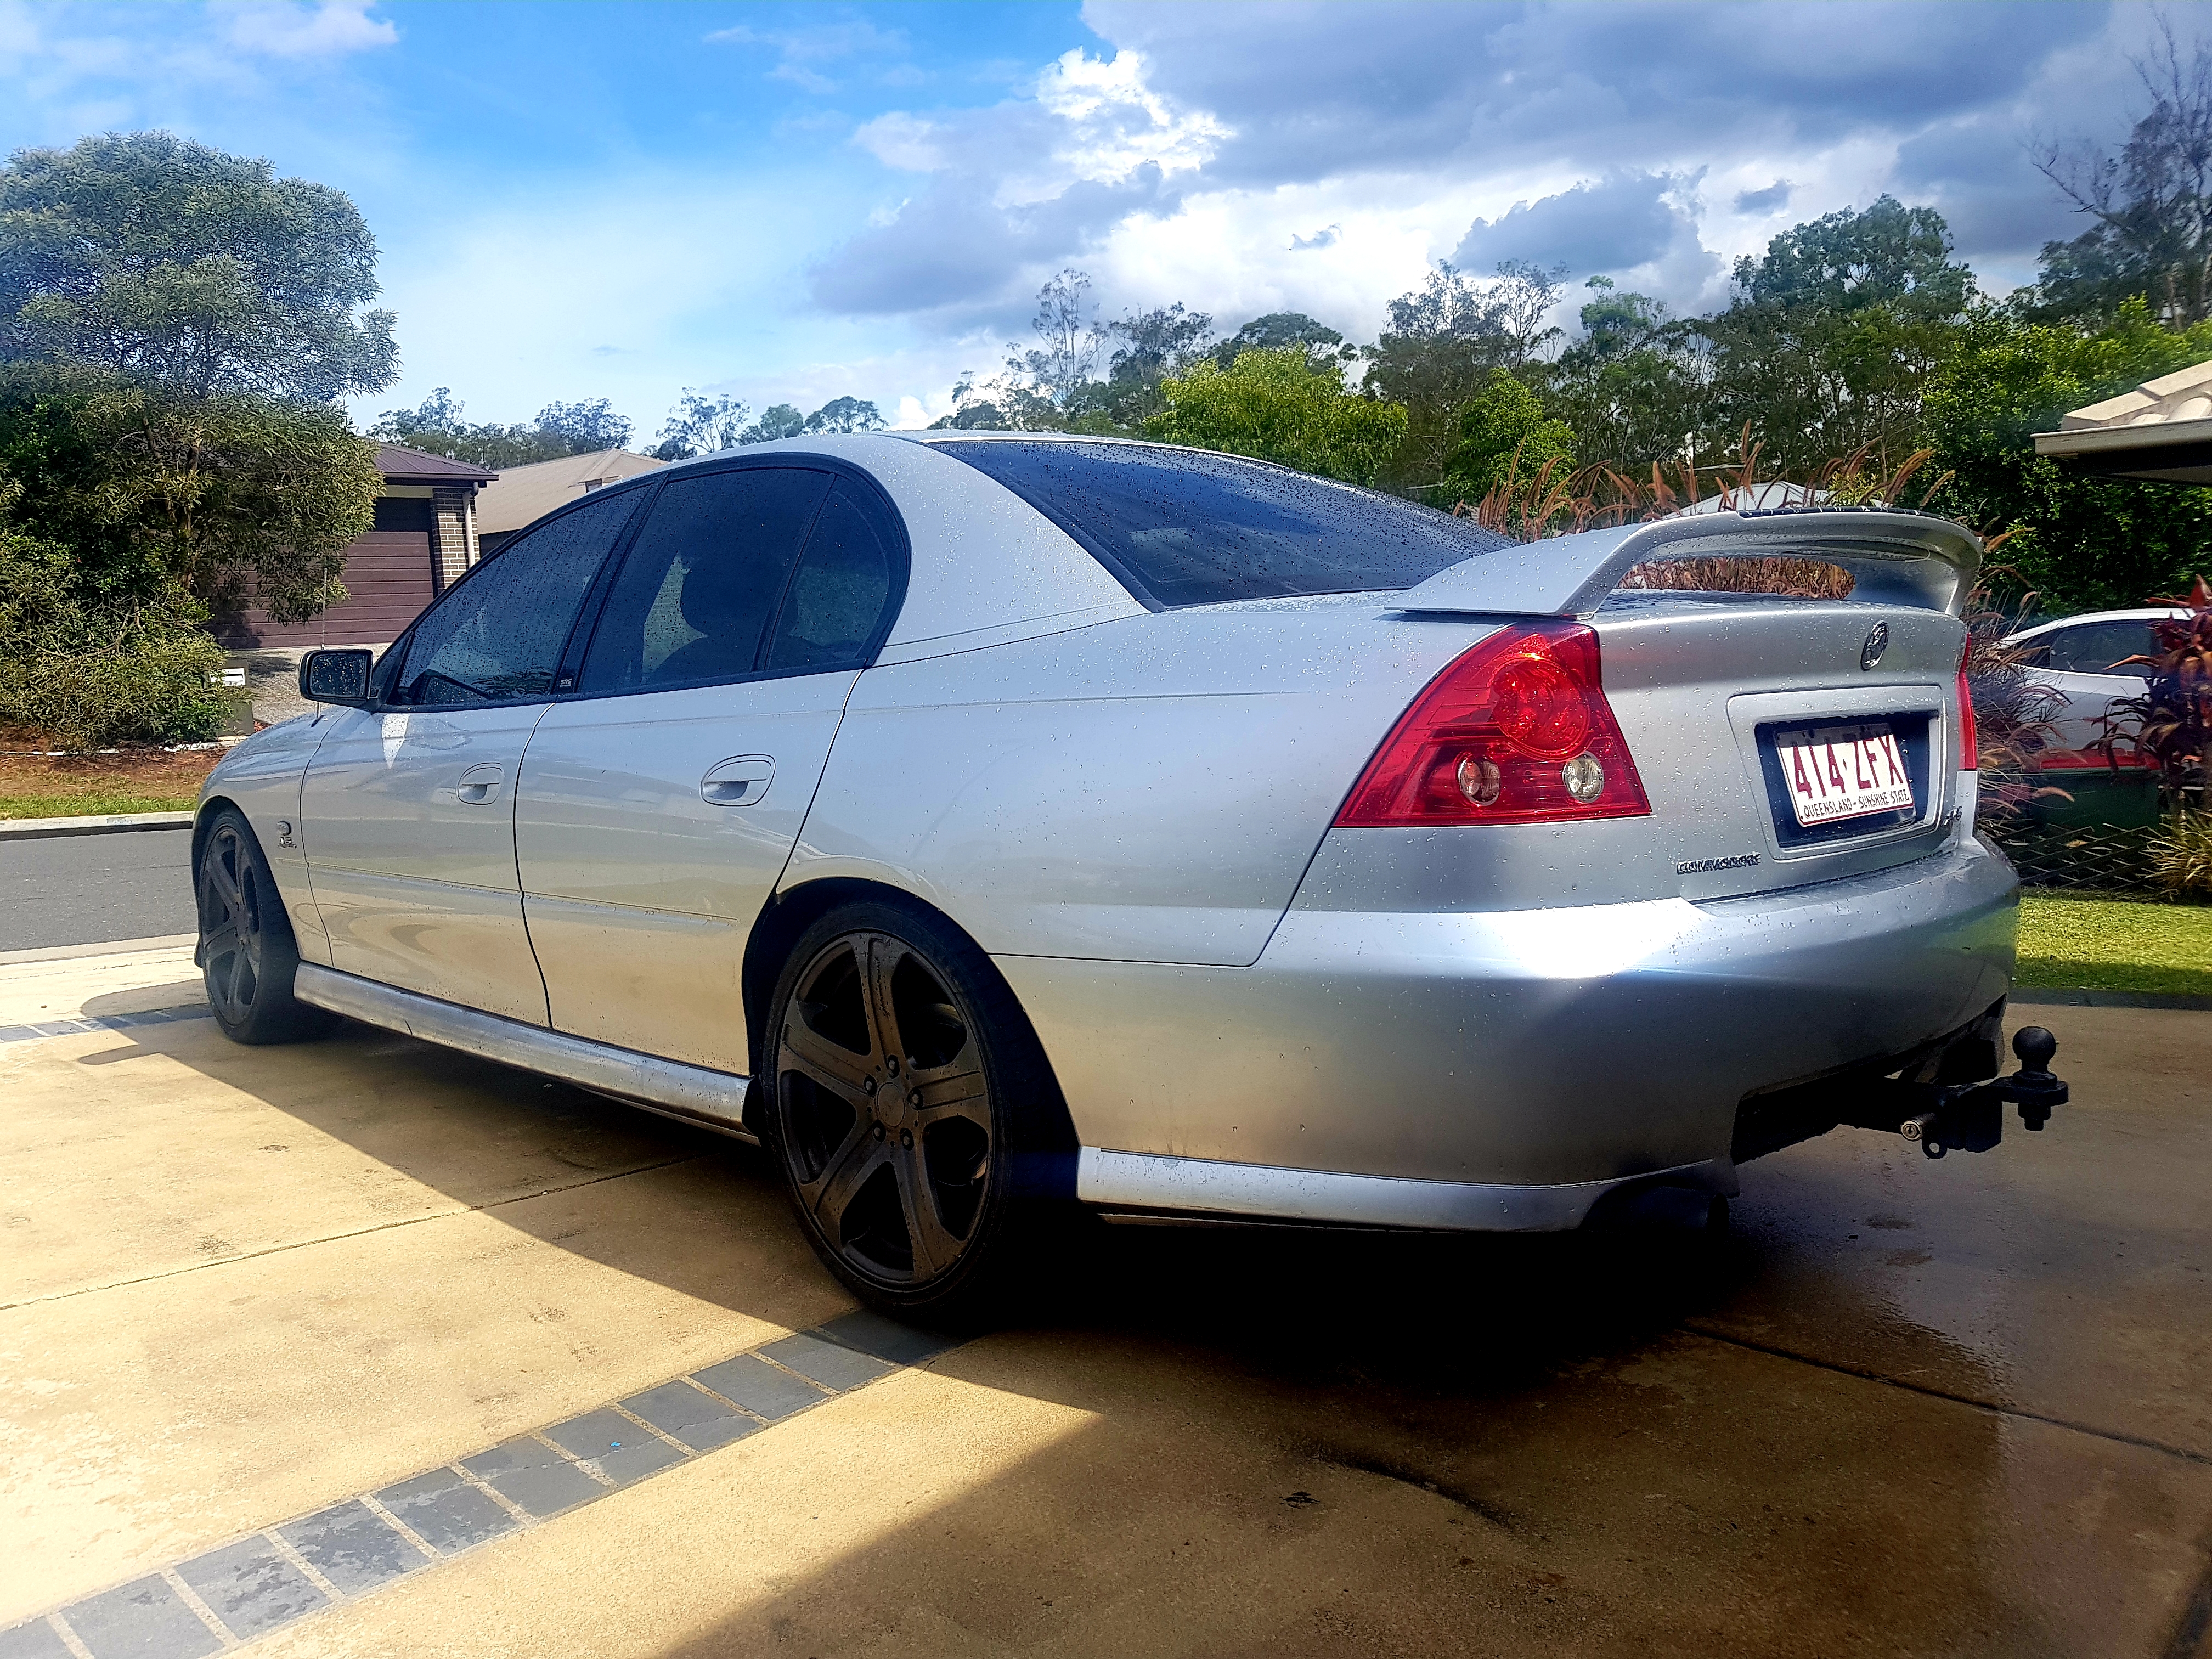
[196,809,334,1046]
[763,899,1073,1325]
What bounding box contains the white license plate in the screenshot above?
[1776,723,1915,826]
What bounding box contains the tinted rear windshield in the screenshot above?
[936,440,1513,610]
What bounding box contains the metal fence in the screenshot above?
[1978,764,2166,894]
[1980,818,2159,892]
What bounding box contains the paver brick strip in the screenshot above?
[0,1615,72,1658]
[278,1499,429,1596]
[544,1408,688,1486]
[763,1330,898,1390]
[373,1469,519,1554]
[0,1005,212,1046]
[60,1575,221,1659]
[619,1379,765,1452]
[461,1436,610,1518]
[174,1536,328,1639]
[690,1351,833,1420]
[0,1217,957,1651]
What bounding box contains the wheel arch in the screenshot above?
[191,797,320,967]
[741,873,1080,1182]
[191,794,242,871]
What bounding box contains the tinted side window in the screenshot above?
[580,467,831,693]
[390,490,642,707]
[766,482,898,673]
[2043,620,2157,676]
[938,440,1511,609]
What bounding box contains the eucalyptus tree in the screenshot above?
[1363,261,1566,491]
[0,131,397,402]
[2032,16,2212,327]
[1699,196,1972,471]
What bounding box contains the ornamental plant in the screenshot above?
[2097,576,2210,810]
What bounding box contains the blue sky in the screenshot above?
[0,1,2183,448]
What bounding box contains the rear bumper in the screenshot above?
[1002,836,2019,1216]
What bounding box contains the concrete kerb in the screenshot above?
[0,935,198,968]
[0,811,194,841]
[2012,986,2212,1012]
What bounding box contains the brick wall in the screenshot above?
[430,486,479,589]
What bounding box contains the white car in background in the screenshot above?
[2003,607,2185,763]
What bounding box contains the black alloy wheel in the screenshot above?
[196,810,330,1045]
[775,929,995,1289]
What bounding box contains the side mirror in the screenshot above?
[300,648,374,706]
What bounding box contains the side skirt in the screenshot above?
[294,964,757,1143]
[1076,1147,1738,1232]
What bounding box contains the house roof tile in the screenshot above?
[474,448,667,534]
[374,442,500,483]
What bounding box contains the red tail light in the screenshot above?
[1335,622,1651,827]
[1956,640,1978,771]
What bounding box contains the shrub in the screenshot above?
[2149,811,2212,901]
[1958,585,2070,832]
[0,527,225,748]
[1438,370,1575,504]
[1146,347,1407,487]
[1618,555,1853,599]
[3,635,227,750]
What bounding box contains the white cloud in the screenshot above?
[1030,48,1227,189]
[216,0,396,59]
[810,46,1231,320]
[0,0,399,149]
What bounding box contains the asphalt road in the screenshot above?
[0,827,196,952]
[2,949,2209,1658]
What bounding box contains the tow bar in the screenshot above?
[1730,1019,2070,1166]
[1892,1026,2067,1158]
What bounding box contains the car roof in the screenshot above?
[2002,606,2191,642]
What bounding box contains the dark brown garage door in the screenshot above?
[211,523,439,651]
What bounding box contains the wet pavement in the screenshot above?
[2,946,2208,1658]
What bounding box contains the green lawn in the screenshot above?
[2017,892,2212,998]
[0,749,219,819]
[0,788,199,819]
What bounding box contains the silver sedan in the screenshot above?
[195,435,2031,1318]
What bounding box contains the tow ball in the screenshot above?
[1897,1027,2068,1159]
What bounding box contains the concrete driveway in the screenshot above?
[3,944,2209,1658]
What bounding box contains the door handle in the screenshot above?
[456,762,504,805]
[700,754,774,807]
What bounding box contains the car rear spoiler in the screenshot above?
[1396,509,1982,619]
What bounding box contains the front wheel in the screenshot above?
[764,901,1065,1323]
[196,810,334,1046]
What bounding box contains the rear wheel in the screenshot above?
[765,901,1063,1322]
[196,810,333,1046]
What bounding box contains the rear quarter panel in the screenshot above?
[783,596,1497,965]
